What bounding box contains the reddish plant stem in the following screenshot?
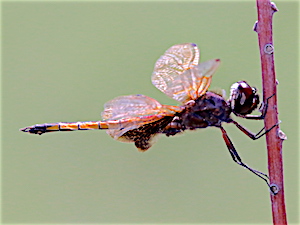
[255,1,287,225]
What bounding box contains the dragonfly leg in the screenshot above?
[235,93,275,120]
[219,126,274,192]
[231,120,280,140]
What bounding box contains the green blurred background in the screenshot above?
[2,1,298,224]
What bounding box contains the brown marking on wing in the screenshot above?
[119,116,174,151]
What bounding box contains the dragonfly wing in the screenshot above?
[102,94,166,120]
[119,116,174,151]
[101,94,181,147]
[152,43,199,102]
[180,59,221,100]
[152,43,220,103]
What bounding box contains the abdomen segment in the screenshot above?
[20,121,110,135]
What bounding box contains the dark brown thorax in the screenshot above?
[180,91,232,130]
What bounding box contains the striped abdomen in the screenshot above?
[19,121,116,135]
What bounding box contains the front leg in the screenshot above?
[235,94,275,120]
[231,93,279,140]
[231,120,280,140]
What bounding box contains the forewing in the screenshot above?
[101,94,181,140]
[152,43,220,103]
[152,43,199,101]
[181,59,221,101]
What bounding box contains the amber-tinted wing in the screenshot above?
[152,43,220,103]
[101,94,182,148]
[119,116,174,151]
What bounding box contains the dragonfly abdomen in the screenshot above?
[20,121,110,135]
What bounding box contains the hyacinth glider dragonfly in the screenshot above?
[20,43,276,192]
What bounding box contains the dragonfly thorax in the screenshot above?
[180,91,232,130]
[163,91,232,136]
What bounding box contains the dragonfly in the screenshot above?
[20,43,276,191]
